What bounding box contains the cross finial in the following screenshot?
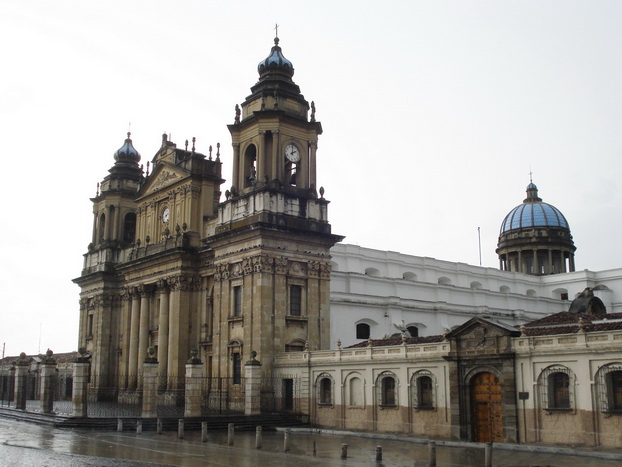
[274,23,279,39]
[529,168,533,183]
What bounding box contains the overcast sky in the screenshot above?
[1,1,620,356]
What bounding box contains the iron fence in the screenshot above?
[0,373,14,407]
[199,377,245,414]
[156,376,185,418]
[87,374,142,417]
[261,375,301,414]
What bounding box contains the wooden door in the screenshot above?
[470,372,503,442]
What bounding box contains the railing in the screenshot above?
[199,377,245,414]
[88,374,141,417]
[260,375,301,414]
[156,376,185,418]
[0,373,14,407]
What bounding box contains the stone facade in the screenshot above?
[274,311,622,448]
[74,38,342,385]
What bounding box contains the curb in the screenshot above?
[276,427,622,461]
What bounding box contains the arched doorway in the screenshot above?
[470,372,503,442]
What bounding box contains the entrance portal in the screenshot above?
[470,372,503,442]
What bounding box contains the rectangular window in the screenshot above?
[290,285,302,317]
[232,286,242,317]
[87,314,94,336]
[232,353,241,384]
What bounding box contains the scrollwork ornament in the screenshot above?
[275,257,288,274]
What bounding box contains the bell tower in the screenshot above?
[207,37,343,377]
[229,37,321,195]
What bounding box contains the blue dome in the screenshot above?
[500,202,569,233]
[500,182,570,233]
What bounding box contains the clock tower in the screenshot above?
[207,37,343,377]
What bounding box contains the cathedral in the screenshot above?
[74,37,342,383]
[75,37,622,447]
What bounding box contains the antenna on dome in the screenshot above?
[478,227,482,266]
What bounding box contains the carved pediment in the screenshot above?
[137,163,188,199]
[446,317,520,354]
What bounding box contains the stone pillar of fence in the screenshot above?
[39,349,57,414]
[184,350,203,418]
[13,353,30,410]
[244,351,262,416]
[141,347,159,419]
[72,348,91,417]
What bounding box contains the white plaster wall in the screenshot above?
[329,244,622,348]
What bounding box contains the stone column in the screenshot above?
[298,143,308,189]
[244,351,262,416]
[72,350,91,418]
[184,351,203,418]
[39,350,56,414]
[13,353,30,410]
[157,280,170,380]
[141,348,159,419]
[271,130,280,180]
[137,286,151,379]
[128,290,140,381]
[309,141,317,188]
[232,143,240,190]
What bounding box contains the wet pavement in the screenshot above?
[1,418,621,466]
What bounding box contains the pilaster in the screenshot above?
[72,357,91,418]
[184,352,204,417]
[142,353,159,419]
[39,351,57,414]
[244,352,262,415]
[13,353,29,410]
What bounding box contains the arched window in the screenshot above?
[607,371,622,412]
[596,363,622,413]
[317,375,333,405]
[244,144,257,188]
[123,212,137,244]
[539,365,573,410]
[403,272,417,281]
[356,323,370,340]
[438,276,452,285]
[406,326,419,338]
[98,213,106,242]
[411,371,435,410]
[500,285,511,294]
[348,376,364,407]
[285,339,306,352]
[377,372,397,407]
[365,267,380,277]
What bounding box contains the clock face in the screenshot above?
[285,144,300,163]
[162,208,170,224]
